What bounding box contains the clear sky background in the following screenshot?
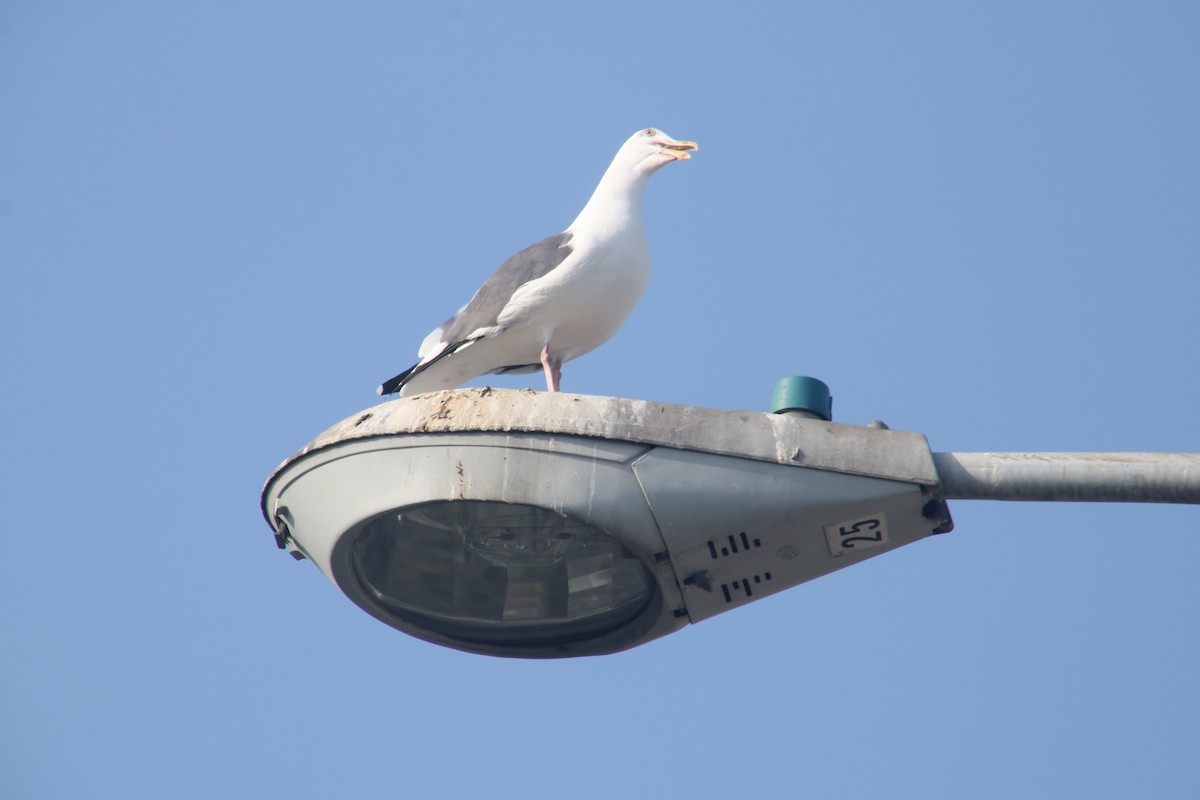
[3,2,1198,797]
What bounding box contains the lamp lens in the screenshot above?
[351,501,653,647]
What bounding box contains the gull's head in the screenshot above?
[618,127,698,175]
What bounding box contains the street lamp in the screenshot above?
[260,382,1199,658]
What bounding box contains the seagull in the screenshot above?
[377,127,697,397]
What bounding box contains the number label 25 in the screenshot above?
[825,513,890,556]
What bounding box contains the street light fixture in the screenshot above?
[260,382,1199,658]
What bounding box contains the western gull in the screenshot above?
[377,127,697,397]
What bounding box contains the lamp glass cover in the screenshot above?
[352,501,653,647]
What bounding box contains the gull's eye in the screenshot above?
[644,128,656,136]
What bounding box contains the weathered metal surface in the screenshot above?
[264,387,942,507]
[933,451,1200,504]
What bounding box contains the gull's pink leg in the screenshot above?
[540,344,562,392]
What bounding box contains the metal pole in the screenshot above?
[932,452,1200,504]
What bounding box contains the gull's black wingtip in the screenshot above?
[376,340,474,398]
[376,366,414,397]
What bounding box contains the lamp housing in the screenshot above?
[261,389,952,658]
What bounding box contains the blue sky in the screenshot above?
[3,2,1199,797]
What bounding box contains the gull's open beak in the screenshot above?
[654,138,698,160]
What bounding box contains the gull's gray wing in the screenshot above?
[376,232,574,395]
[437,232,574,344]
